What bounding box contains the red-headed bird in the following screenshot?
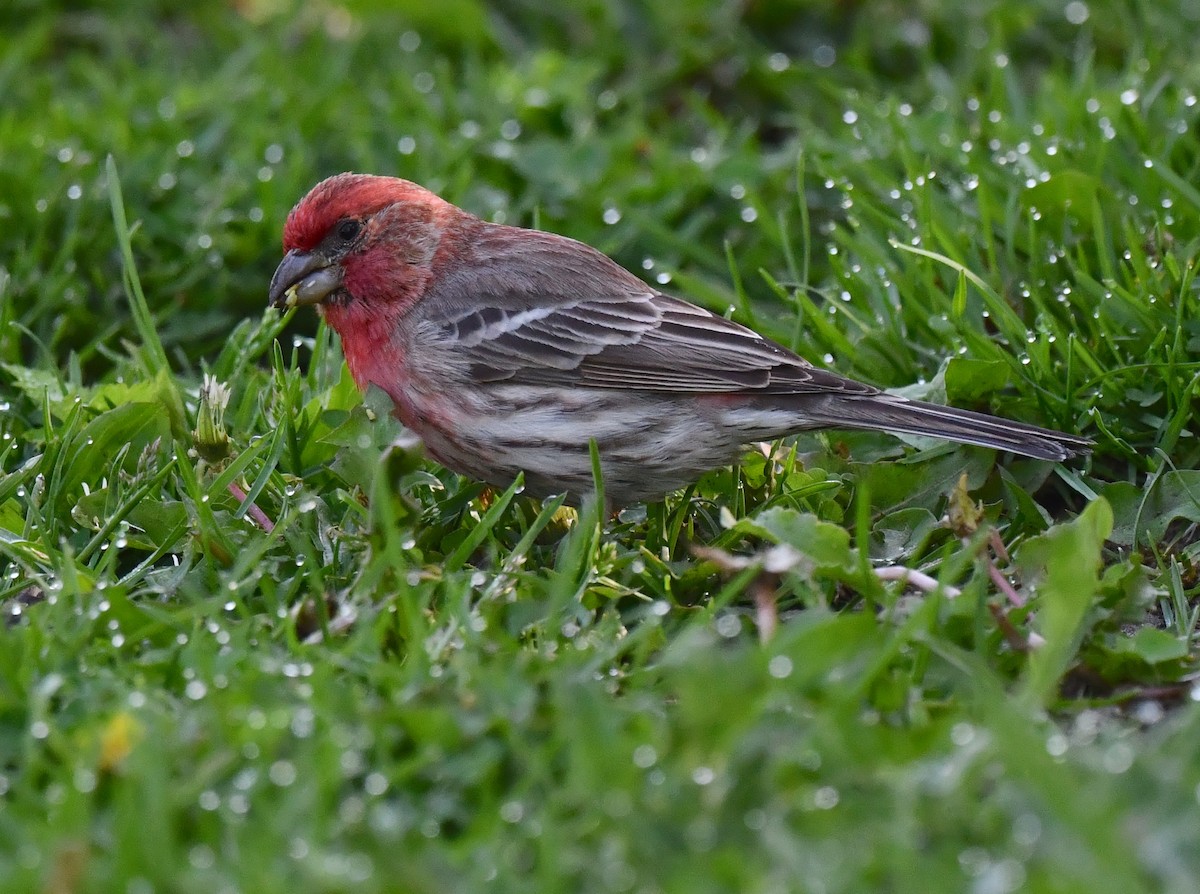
[269,174,1090,504]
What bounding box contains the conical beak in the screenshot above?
[268,249,344,309]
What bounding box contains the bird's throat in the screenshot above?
[322,300,408,403]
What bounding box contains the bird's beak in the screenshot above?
[268,249,344,310]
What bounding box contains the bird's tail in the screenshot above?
[806,394,1091,461]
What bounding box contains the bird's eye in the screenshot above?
[336,219,362,241]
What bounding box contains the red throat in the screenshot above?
[322,297,408,400]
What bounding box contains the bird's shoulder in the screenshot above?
[421,219,649,317]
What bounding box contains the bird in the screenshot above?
[269,173,1091,505]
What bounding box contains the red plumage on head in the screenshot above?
[282,173,436,252]
[280,174,455,401]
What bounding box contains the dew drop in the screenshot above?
[632,745,657,768]
[768,655,792,679]
[814,786,839,809]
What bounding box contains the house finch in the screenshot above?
[269,173,1090,504]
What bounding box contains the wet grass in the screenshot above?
[3,1,1200,891]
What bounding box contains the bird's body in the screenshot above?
[270,173,1090,504]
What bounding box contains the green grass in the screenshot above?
[3,1,1200,891]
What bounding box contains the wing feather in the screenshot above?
[419,221,877,397]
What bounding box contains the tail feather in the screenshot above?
[809,394,1091,461]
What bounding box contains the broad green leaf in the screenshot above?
[943,357,1011,404]
[1018,498,1114,705]
[742,506,855,574]
[73,490,188,552]
[1101,471,1200,546]
[58,403,171,511]
[1115,627,1188,665]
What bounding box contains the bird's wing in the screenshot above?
[420,225,877,397]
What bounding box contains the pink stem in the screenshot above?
[228,482,275,533]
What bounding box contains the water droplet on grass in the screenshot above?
[768,655,792,678]
[814,786,839,809]
[632,745,657,768]
[499,800,524,823]
[714,614,741,638]
[269,760,297,787]
[1045,732,1068,756]
[1065,1,1089,23]
[523,86,549,107]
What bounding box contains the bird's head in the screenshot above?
[268,173,450,316]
